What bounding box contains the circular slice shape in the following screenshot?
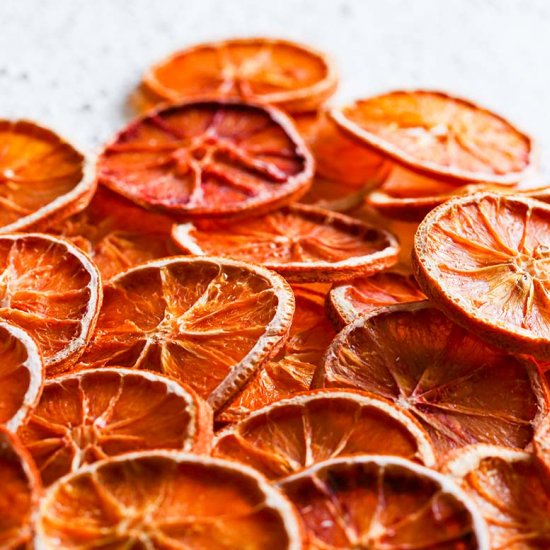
[414,193,550,358]
[76,256,294,413]
[0,120,94,233]
[0,234,101,374]
[278,455,489,549]
[17,368,213,486]
[97,99,313,219]
[331,90,533,185]
[35,451,302,550]
[315,302,546,459]
[172,204,399,283]
[445,445,550,549]
[213,389,436,481]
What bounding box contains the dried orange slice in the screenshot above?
[300,174,373,212]
[315,302,546,459]
[35,451,303,549]
[97,99,313,219]
[0,427,40,548]
[445,445,550,549]
[331,90,533,185]
[213,389,436,480]
[0,120,94,233]
[76,256,294,413]
[414,193,550,358]
[0,234,101,374]
[143,37,337,113]
[172,204,399,282]
[17,368,212,486]
[289,111,320,144]
[278,456,489,549]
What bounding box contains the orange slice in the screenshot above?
[17,368,212,486]
[331,90,533,185]
[76,256,294,413]
[35,451,303,549]
[445,445,550,549]
[315,302,546,459]
[278,456,489,549]
[97,99,313,219]
[289,111,320,144]
[300,174,373,212]
[414,193,550,358]
[213,389,436,480]
[0,120,95,233]
[0,233,101,374]
[143,37,337,113]
[172,204,399,282]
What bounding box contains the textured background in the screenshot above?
[1,0,549,177]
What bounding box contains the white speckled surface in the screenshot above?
[2,0,549,177]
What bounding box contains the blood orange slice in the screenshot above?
[76,256,294,413]
[331,90,533,185]
[172,204,399,282]
[0,234,101,374]
[35,451,302,549]
[17,368,212,486]
[278,456,489,549]
[445,445,550,549]
[315,302,546,459]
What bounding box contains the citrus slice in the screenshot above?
[278,455,489,549]
[213,389,436,480]
[172,204,399,282]
[0,233,101,374]
[52,186,175,280]
[35,451,302,549]
[143,37,337,113]
[289,111,320,144]
[445,445,550,549]
[17,368,212,486]
[331,90,533,185]
[76,256,294,413]
[0,120,95,233]
[97,99,314,219]
[0,427,40,549]
[534,367,550,476]
[328,270,425,326]
[300,174,373,212]
[413,193,550,358]
[315,302,546,459]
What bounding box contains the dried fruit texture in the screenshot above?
[332,90,533,185]
[316,302,545,460]
[414,193,550,358]
[76,256,294,413]
[172,204,399,282]
[289,111,320,144]
[445,445,550,549]
[213,390,436,480]
[52,187,175,280]
[534,367,550,476]
[278,456,489,549]
[220,285,335,421]
[35,452,303,549]
[98,99,313,219]
[300,174,372,212]
[18,368,213,486]
[0,120,94,233]
[143,37,337,113]
[0,234,101,374]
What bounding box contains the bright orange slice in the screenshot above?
[289,111,320,144]
[17,368,212,486]
[278,456,489,549]
[35,451,303,549]
[445,445,550,549]
[97,99,313,219]
[213,389,436,480]
[76,256,294,413]
[143,37,337,113]
[414,193,550,358]
[172,204,399,282]
[331,90,533,185]
[0,120,94,233]
[0,234,101,374]
[315,302,546,459]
